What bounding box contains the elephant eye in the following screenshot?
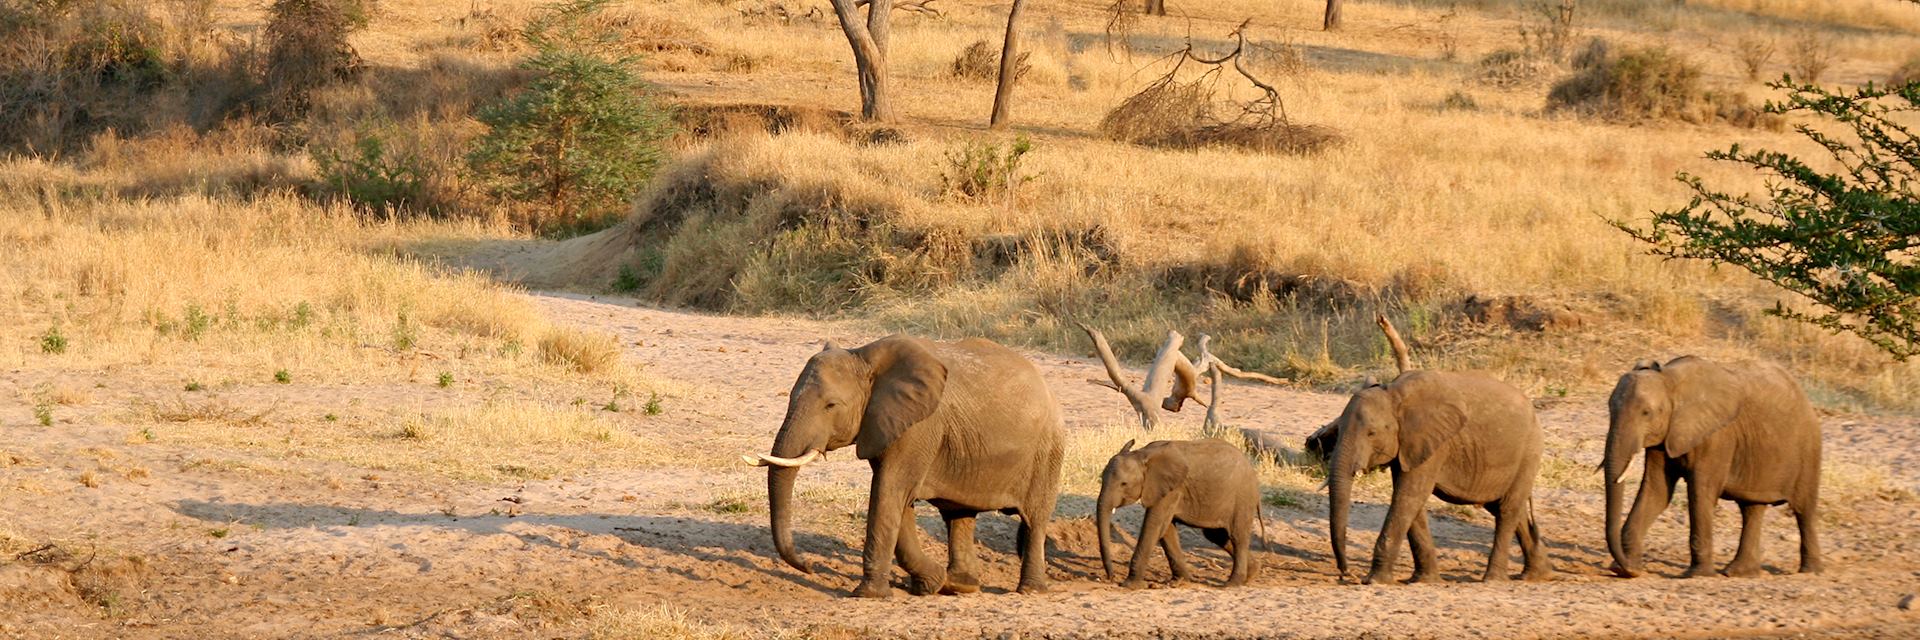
[825,402,838,409]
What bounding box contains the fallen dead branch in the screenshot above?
[1099,20,1341,155]
[1080,324,1287,432]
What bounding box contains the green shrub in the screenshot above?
[39,326,67,354]
[940,135,1036,202]
[467,0,674,235]
[313,129,428,214]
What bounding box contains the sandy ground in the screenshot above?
[4,292,1919,638]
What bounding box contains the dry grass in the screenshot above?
[539,327,622,374]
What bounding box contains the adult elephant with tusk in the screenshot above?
[746,335,1065,598]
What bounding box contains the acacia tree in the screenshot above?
[828,0,894,121]
[988,0,1028,128]
[1614,80,1920,359]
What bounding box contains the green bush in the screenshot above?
[940,135,1036,202]
[467,0,674,235]
[313,129,428,214]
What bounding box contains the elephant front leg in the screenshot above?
[853,467,912,598]
[1405,504,1439,584]
[1123,505,1177,590]
[1365,469,1433,585]
[1159,525,1193,585]
[1681,475,1722,578]
[1618,453,1677,578]
[938,510,981,594]
[893,504,946,596]
[1723,502,1768,578]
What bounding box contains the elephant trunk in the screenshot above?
[1096,486,1121,582]
[1602,417,1641,577]
[766,419,819,574]
[1327,426,1360,582]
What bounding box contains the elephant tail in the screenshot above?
[1258,506,1269,555]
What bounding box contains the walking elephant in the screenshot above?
[1602,356,1823,578]
[1096,438,1263,589]
[1325,370,1553,584]
[744,335,1065,598]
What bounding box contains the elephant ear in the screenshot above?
[1397,397,1467,471]
[853,337,949,460]
[1141,447,1189,506]
[1662,364,1740,458]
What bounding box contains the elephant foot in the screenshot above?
[1798,559,1825,575]
[1119,577,1147,591]
[938,571,981,595]
[850,580,893,599]
[1223,574,1249,588]
[1360,570,1395,586]
[1480,570,1511,583]
[1609,561,1643,579]
[1405,571,1441,585]
[1722,562,1764,578]
[907,571,946,596]
[1681,564,1719,579]
[1520,566,1555,582]
[1016,578,1050,595]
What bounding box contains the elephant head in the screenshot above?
[1602,358,1737,575]
[744,337,948,573]
[1095,439,1186,582]
[1324,381,1462,582]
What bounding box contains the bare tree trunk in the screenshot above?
[829,0,894,121]
[1375,312,1411,375]
[987,0,1027,129]
[1081,325,1192,430]
[1323,0,1342,30]
[1144,0,1165,16]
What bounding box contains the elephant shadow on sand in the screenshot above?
[169,499,866,595]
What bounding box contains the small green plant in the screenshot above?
[436,371,454,388]
[291,302,315,329]
[324,413,339,422]
[613,263,643,293]
[1545,383,1571,398]
[136,427,155,442]
[273,369,291,384]
[1263,488,1306,509]
[1441,90,1478,111]
[34,404,53,427]
[602,399,621,412]
[209,527,229,539]
[39,326,67,354]
[314,129,428,213]
[703,496,753,515]
[184,381,204,392]
[940,135,1037,202]
[183,304,212,341]
[391,311,417,351]
[467,0,675,234]
[643,393,663,416]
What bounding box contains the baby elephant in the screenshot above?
[1097,438,1263,589]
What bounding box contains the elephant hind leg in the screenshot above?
[1481,499,1520,582]
[938,510,981,595]
[1517,499,1553,581]
[1724,502,1768,578]
[1015,495,1056,594]
[1792,493,1824,574]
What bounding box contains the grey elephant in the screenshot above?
[1096,438,1263,589]
[1602,356,1823,578]
[745,335,1065,598]
[1326,371,1553,584]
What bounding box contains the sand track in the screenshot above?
[3,292,1917,638]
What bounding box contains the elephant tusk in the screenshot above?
[742,449,824,468]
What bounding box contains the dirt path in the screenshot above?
[3,293,1918,638]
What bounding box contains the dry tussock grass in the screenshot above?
[539,327,622,374]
